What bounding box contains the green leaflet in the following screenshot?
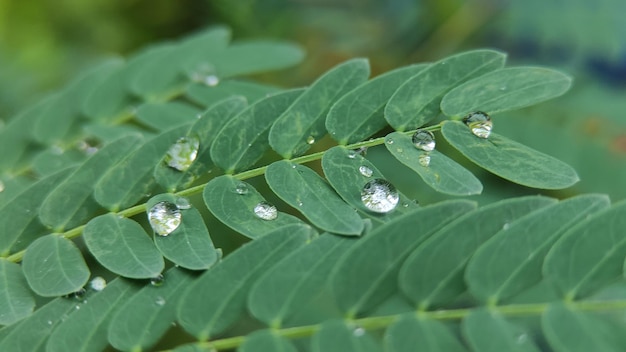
[384,132,483,196]
[186,80,281,107]
[462,309,540,352]
[238,330,298,352]
[39,135,143,232]
[205,40,305,78]
[46,278,141,352]
[269,58,370,158]
[399,196,556,309]
[265,160,365,236]
[177,226,309,340]
[0,167,75,256]
[384,313,466,352]
[83,214,164,279]
[542,303,626,352]
[211,89,304,174]
[22,234,90,297]
[0,259,34,325]
[33,59,124,145]
[154,97,247,192]
[94,124,190,211]
[465,194,609,304]
[248,234,356,327]
[320,146,417,221]
[148,194,218,270]
[203,176,304,239]
[543,200,626,299]
[131,28,231,101]
[385,49,506,130]
[441,120,579,189]
[135,101,202,131]
[311,320,382,352]
[108,267,195,352]
[330,200,476,317]
[0,298,77,351]
[32,148,85,177]
[326,64,429,144]
[441,67,573,117]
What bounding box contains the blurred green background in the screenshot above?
[2,0,626,199]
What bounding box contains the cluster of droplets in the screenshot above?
[233,182,279,221]
[463,111,492,139]
[164,135,200,171]
[147,197,191,236]
[412,129,435,167]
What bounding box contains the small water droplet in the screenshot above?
[254,201,278,221]
[0,180,4,193]
[234,183,248,195]
[155,296,166,306]
[412,130,436,151]
[306,136,315,145]
[75,305,81,310]
[47,320,52,325]
[516,333,528,344]
[90,277,107,291]
[164,136,200,171]
[503,222,510,230]
[73,288,86,300]
[463,111,492,139]
[291,165,297,169]
[386,137,394,145]
[148,201,182,236]
[353,327,365,337]
[298,201,303,207]
[347,151,357,159]
[175,197,191,209]
[359,165,373,177]
[150,274,164,286]
[402,202,409,208]
[204,75,219,87]
[361,178,399,213]
[499,86,507,91]
[196,113,203,119]
[418,153,431,167]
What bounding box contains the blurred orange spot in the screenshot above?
[611,135,626,154]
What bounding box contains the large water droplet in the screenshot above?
[234,182,248,195]
[306,136,315,145]
[463,111,492,139]
[150,274,164,286]
[254,201,278,220]
[164,136,200,171]
[359,165,373,177]
[361,179,399,213]
[418,153,431,167]
[412,130,436,151]
[148,201,182,236]
[175,197,191,209]
[90,277,107,292]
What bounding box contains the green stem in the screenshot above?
[3,123,444,263]
[159,299,626,351]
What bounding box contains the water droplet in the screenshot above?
[75,305,80,310]
[516,333,528,344]
[386,137,394,145]
[499,86,507,91]
[503,222,510,230]
[164,136,200,171]
[234,183,248,195]
[291,165,297,169]
[73,288,87,300]
[347,151,357,159]
[254,201,278,221]
[306,136,315,145]
[361,179,399,213]
[418,153,431,167]
[412,130,436,151]
[463,111,492,139]
[150,274,164,286]
[0,180,4,193]
[175,197,191,209]
[90,277,106,291]
[359,165,373,177]
[148,201,182,236]
[155,296,166,306]
[47,320,52,325]
[353,327,365,337]
[204,75,219,87]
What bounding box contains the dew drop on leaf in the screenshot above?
[418,152,431,167]
[155,296,166,306]
[148,201,182,236]
[164,135,200,171]
[234,182,249,195]
[361,178,399,213]
[253,201,278,221]
[358,165,373,177]
[90,276,107,291]
[306,135,316,145]
[347,150,357,159]
[463,111,493,139]
[204,75,219,87]
[73,288,87,300]
[353,327,365,337]
[150,274,164,286]
[175,197,191,209]
[386,136,394,145]
[412,129,436,151]
[0,180,4,193]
